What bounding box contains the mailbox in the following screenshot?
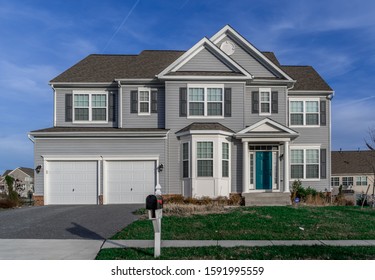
[146,194,163,210]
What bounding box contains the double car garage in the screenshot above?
[44,159,157,205]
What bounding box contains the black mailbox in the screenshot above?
[146,195,163,210]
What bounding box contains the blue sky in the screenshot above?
[0,0,375,174]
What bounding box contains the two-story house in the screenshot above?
[29,25,333,206]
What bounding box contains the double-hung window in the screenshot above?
[188,84,224,117]
[331,177,340,187]
[73,92,107,122]
[259,88,271,115]
[222,142,229,177]
[356,176,367,186]
[290,99,319,126]
[138,88,150,115]
[197,142,213,177]
[291,147,320,180]
[342,177,353,187]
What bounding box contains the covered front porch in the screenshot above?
[235,118,299,205]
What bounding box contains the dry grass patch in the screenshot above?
[162,203,231,216]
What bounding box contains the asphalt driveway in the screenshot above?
[0,204,143,239]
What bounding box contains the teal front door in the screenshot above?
[255,152,272,190]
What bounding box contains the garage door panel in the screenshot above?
[106,161,156,204]
[47,161,98,205]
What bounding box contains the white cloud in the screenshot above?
[0,60,57,99]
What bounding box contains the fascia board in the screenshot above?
[211,25,294,82]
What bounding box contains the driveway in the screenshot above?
[0,204,142,239]
[0,204,143,260]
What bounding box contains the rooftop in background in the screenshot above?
[332,150,375,175]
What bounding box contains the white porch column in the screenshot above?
[242,141,249,192]
[284,141,290,193]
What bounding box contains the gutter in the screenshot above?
[27,133,35,143]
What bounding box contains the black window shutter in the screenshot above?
[108,92,115,121]
[224,88,232,117]
[130,90,138,113]
[65,94,72,122]
[180,87,187,117]
[252,91,259,114]
[151,90,158,113]
[320,100,326,126]
[271,91,278,114]
[320,148,327,179]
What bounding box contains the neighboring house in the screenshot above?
[331,150,375,194]
[29,25,333,206]
[0,168,35,197]
[0,170,11,195]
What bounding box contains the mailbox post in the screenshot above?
[145,185,163,258]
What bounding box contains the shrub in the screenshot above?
[4,175,19,206]
[0,199,18,209]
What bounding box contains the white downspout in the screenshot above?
[117,81,123,128]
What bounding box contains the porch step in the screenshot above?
[243,192,291,206]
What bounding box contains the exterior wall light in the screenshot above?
[35,165,42,174]
[157,164,164,172]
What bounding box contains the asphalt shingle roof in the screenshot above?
[332,150,375,175]
[177,122,234,134]
[50,50,332,91]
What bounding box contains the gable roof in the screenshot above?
[332,151,375,175]
[18,167,34,178]
[210,25,294,82]
[2,170,11,177]
[157,37,253,80]
[235,118,299,139]
[50,26,331,91]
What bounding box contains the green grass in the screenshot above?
[112,206,375,240]
[96,245,375,260]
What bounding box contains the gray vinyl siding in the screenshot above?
[178,48,233,72]
[216,35,276,78]
[246,86,287,126]
[289,97,331,191]
[33,138,166,196]
[122,86,164,128]
[55,88,118,127]
[165,81,245,194]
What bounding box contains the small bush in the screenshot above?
[0,199,18,209]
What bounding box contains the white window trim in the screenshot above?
[289,98,320,128]
[187,83,224,118]
[182,142,190,178]
[138,87,151,116]
[356,176,368,186]
[342,176,354,186]
[259,88,271,116]
[72,91,108,123]
[290,145,320,181]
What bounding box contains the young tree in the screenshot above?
[5,175,19,204]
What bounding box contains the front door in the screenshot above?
[255,152,272,190]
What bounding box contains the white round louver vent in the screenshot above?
[220,40,235,55]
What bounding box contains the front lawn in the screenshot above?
[96,245,375,260]
[112,206,375,240]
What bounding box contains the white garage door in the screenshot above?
[46,161,98,205]
[105,161,156,204]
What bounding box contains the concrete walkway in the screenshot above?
[1,239,375,260]
[0,239,104,260]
